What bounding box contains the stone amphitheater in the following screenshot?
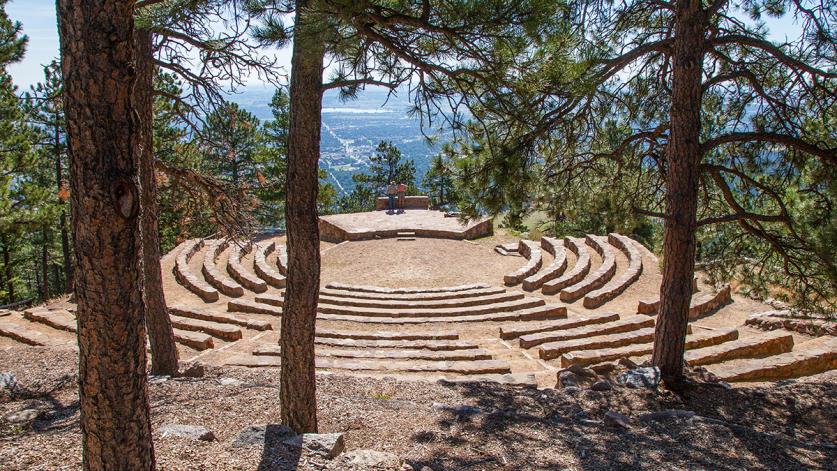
[1,209,834,388]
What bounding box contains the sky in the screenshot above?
[7,0,804,91]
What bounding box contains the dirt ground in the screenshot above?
[1,347,835,471]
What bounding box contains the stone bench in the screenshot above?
[169,315,243,341]
[316,291,524,309]
[745,311,836,337]
[174,239,219,302]
[23,308,77,333]
[638,284,732,319]
[319,286,506,301]
[227,299,282,316]
[275,244,288,275]
[708,335,836,382]
[519,315,654,349]
[684,331,794,366]
[326,282,490,294]
[316,329,459,341]
[315,296,545,318]
[317,303,566,324]
[559,235,617,302]
[582,233,644,308]
[542,237,591,295]
[558,327,737,367]
[522,237,568,292]
[169,305,272,331]
[226,354,511,375]
[374,195,429,210]
[253,241,286,289]
[201,239,245,297]
[254,345,493,361]
[539,327,658,360]
[499,312,620,340]
[503,240,542,286]
[314,337,479,350]
[227,242,268,293]
[172,329,214,350]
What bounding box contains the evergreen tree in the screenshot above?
[341,140,418,212]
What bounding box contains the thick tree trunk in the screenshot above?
[281,0,324,433]
[56,119,73,292]
[57,0,155,468]
[41,230,50,301]
[135,28,179,376]
[651,0,706,382]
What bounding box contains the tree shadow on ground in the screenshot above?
[256,424,302,471]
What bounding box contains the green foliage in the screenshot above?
[337,140,418,213]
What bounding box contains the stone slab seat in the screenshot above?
[314,337,479,350]
[275,244,288,275]
[169,305,272,331]
[325,282,490,294]
[638,284,732,319]
[23,308,77,333]
[253,241,286,289]
[253,345,493,361]
[318,286,506,301]
[539,327,659,360]
[227,299,282,316]
[559,235,617,303]
[0,322,53,346]
[227,241,268,293]
[225,354,512,375]
[169,315,243,341]
[172,328,214,350]
[318,303,567,324]
[201,239,245,297]
[314,296,546,318]
[316,329,459,341]
[503,240,543,286]
[582,233,644,308]
[708,335,837,382]
[499,311,620,340]
[315,291,525,309]
[542,237,591,295]
[522,237,568,292]
[684,331,794,366]
[559,328,738,367]
[519,315,654,349]
[174,239,219,302]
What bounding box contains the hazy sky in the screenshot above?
[6,0,804,91]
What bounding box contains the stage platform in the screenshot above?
[319,210,493,242]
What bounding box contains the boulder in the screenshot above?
[158,424,216,441]
[557,370,579,388]
[343,449,401,468]
[4,409,38,424]
[590,380,613,391]
[180,363,205,378]
[218,377,243,386]
[232,424,294,447]
[283,432,345,459]
[603,411,631,430]
[616,366,661,389]
[0,372,17,392]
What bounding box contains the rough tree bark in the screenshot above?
[280,0,325,433]
[136,27,179,376]
[651,0,706,382]
[57,0,156,467]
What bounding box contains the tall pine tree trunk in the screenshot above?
[57,0,155,467]
[281,0,324,433]
[651,0,706,382]
[136,28,179,376]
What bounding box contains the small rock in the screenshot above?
[343,449,400,467]
[616,366,661,389]
[603,411,631,429]
[283,432,345,459]
[617,357,639,369]
[148,375,170,384]
[558,371,580,388]
[180,363,205,378]
[590,362,617,375]
[590,380,613,391]
[218,377,242,387]
[562,386,581,395]
[0,372,17,391]
[231,424,294,447]
[4,409,38,424]
[564,364,597,378]
[638,409,696,422]
[431,402,482,415]
[159,424,216,441]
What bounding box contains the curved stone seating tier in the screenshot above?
[522,237,568,292]
[228,299,282,316]
[226,354,512,375]
[254,241,286,289]
[23,308,76,333]
[319,286,506,301]
[638,284,732,319]
[684,331,793,366]
[253,344,493,361]
[539,327,659,360]
[503,240,543,286]
[169,315,243,341]
[559,328,738,367]
[582,233,644,308]
[316,329,459,341]
[169,305,272,331]
[708,335,836,382]
[494,242,520,256]
[518,315,654,349]
[201,239,245,297]
[316,291,524,310]
[227,242,268,293]
[318,303,566,324]
[0,320,63,346]
[315,337,478,350]
[326,282,490,294]
[499,312,620,340]
[173,329,214,350]
[559,235,617,302]
[174,239,219,302]
[315,296,546,318]
[275,244,288,275]
[542,237,591,295]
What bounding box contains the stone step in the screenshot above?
[318,286,506,301]
[499,312,620,340]
[504,240,542,286]
[539,327,657,360]
[225,354,512,375]
[227,242,268,293]
[559,235,617,302]
[253,345,492,361]
[519,315,653,349]
[316,291,525,309]
[23,308,77,333]
[201,239,245,297]
[638,284,732,318]
[559,328,738,367]
[685,331,794,366]
[173,328,214,351]
[227,299,282,316]
[522,237,567,292]
[253,241,286,289]
[325,282,490,294]
[317,303,566,324]
[315,297,546,318]
[396,231,416,241]
[315,337,480,350]
[169,306,272,331]
[708,336,837,382]
[275,244,288,275]
[0,322,52,346]
[542,237,591,295]
[316,329,458,341]
[169,315,243,341]
[582,233,644,308]
[174,239,219,302]
[440,372,537,386]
